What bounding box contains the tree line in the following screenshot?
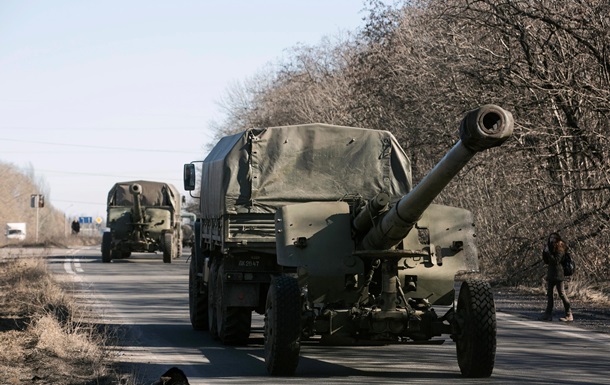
[0,162,66,245]
[209,0,609,285]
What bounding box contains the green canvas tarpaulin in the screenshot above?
[107,180,180,211]
[199,123,412,218]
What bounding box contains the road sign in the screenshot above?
[79,217,93,224]
[96,217,102,224]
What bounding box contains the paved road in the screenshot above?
[44,246,610,385]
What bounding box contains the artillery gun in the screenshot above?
[184,105,513,377]
[102,180,182,263]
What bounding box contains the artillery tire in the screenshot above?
[265,275,301,376]
[455,279,496,378]
[208,258,219,339]
[189,254,208,330]
[163,233,174,263]
[101,233,112,263]
[215,264,252,345]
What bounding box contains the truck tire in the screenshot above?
[215,264,252,345]
[265,275,301,376]
[163,233,174,263]
[101,233,112,263]
[455,279,496,378]
[189,254,209,330]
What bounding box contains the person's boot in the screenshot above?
[560,312,573,322]
[539,312,552,321]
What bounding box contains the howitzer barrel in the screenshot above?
[129,183,144,224]
[353,192,390,235]
[360,104,514,250]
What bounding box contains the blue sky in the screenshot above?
[0,0,375,220]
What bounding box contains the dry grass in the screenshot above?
[510,280,610,307]
[0,254,131,385]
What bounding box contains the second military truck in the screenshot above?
[102,180,182,263]
[184,105,513,377]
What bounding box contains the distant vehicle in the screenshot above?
[102,180,182,263]
[180,212,196,248]
[5,223,26,241]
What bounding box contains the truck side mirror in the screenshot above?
[183,163,196,191]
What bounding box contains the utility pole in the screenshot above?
[30,194,44,242]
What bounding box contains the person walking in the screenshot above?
[71,219,81,235]
[540,232,573,322]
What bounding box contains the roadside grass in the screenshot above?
[0,251,133,385]
[510,279,610,307]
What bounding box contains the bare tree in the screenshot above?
[209,0,610,283]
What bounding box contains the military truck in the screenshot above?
[180,211,197,248]
[184,105,513,377]
[102,180,182,263]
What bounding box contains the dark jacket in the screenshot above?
[543,245,568,281]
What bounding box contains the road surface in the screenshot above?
[41,246,610,384]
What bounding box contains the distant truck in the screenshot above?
[180,212,197,248]
[102,180,182,263]
[5,223,26,241]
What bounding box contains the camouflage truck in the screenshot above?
[102,180,182,263]
[184,105,513,377]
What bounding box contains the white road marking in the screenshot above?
[64,259,75,274]
[74,258,84,273]
[62,252,84,276]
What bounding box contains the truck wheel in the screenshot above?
[163,233,174,263]
[455,279,496,378]
[215,264,252,345]
[189,254,209,330]
[208,259,219,339]
[265,275,301,376]
[101,233,112,263]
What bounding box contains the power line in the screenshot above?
[0,126,208,131]
[0,137,203,154]
[38,169,183,181]
[52,199,107,206]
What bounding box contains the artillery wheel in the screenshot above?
[215,264,252,345]
[189,253,208,330]
[455,279,496,378]
[101,233,112,263]
[162,233,174,263]
[265,275,301,376]
[207,258,219,339]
